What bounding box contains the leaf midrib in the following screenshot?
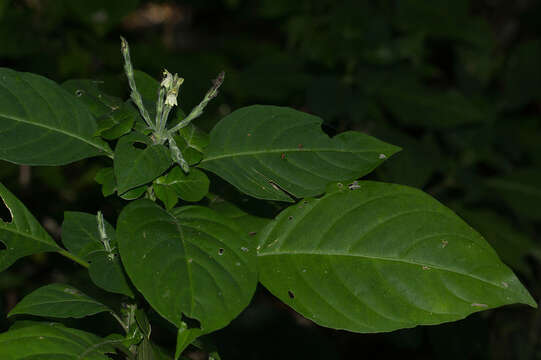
[0,225,59,250]
[201,148,386,162]
[257,250,506,290]
[0,112,110,155]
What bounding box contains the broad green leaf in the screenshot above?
[200,105,400,201]
[61,211,133,297]
[155,167,210,203]
[117,200,258,334]
[0,68,112,165]
[94,167,116,197]
[173,124,209,166]
[114,132,172,194]
[486,168,541,221]
[0,182,60,271]
[0,322,116,360]
[208,198,271,237]
[258,181,536,333]
[8,283,109,318]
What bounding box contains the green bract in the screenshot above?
[0,38,535,360]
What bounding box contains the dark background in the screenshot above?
[1,0,541,358]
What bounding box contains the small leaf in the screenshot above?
[153,183,179,210]
[200,105,400,201]
[120,185,148,200]
[0,68,112,165]
[61,211,133,297]
[8,283,109,318]
[98,103,137,140]
[114,132,172,194]
[61,212,108,260]
[155,167,210,203]
[258,181,536,333]
[0,322,116,359]
[173,124,209,166]
[175,322,199,360]
[117,201,258,334]
[95,167,116,197]
[0,182,60,272]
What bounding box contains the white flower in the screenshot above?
[165,90,178,106]
[161,70,173,88]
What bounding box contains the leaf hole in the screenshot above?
[0,199,12,223]
[181,313,201,330]
[133,142,148,150]
[218,248,224,255]
[75,89,85,97]
[288,216,293,220]
[288,290,295,299]
[0,241,6,251]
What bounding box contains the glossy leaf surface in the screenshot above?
[200,105,400,201]
[117,200,258,334]
[8,283,109,318]
[114,132,172,194]
[258,181,536,333]
[0,322,115,360]
[0,68,111,165]
[0,183,60,272]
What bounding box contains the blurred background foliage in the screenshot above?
[0,0,540,358]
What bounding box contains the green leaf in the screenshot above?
[8,283,109,318]
[208,198,271,237]
[62,79,123,118]
[137,338,156,360]
[61,212,106,260]
[257,181,536,333]
[0,182,60,272]
[97,103,136,140]
[486,168,541,221]
[153,184,179,210]
[114,132,172,194]
[117,201,258,334]
[200,106,400,201]
[0,68,112,165]
[120,185,148,200]
[175,322,198,359]
[61,211,133,297]
[0,322,116,359]
[155,167,210,203]
[173,124,209,166]
[94,167,116,197]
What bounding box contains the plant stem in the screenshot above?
[168,71,224,134]
[57,248,90,268]
[120,37,154,131]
